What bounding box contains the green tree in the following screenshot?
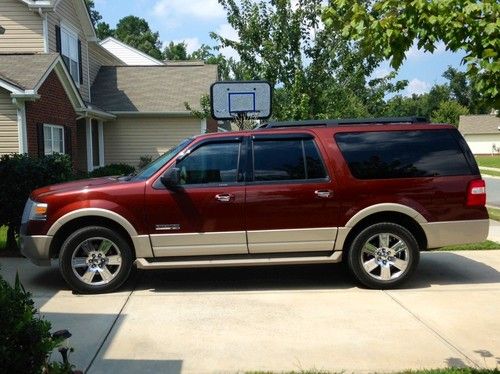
[95,22,114,40]
[323,0,500,109]
[84,0,102,27]
[443,66,490,114]
[163,41,189,60]
[213,0,388,120]
[431,100,470,126]
[115,16,163,60]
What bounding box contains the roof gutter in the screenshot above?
[110,111,195,118]
[77,107,117,120]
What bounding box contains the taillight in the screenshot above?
[466,179,486,207]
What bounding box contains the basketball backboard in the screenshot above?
[210,81,272,120]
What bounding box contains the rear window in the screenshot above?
[335,130,472,179]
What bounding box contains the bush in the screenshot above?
[0,154,74,251]
[138,155,153,169]
[88,163,135,178]
[0,272,64,373]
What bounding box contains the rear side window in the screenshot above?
[253,138,327,181]
[335,130,472,179]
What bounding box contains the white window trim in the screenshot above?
[43,124,65,155]
[60,21,80,87]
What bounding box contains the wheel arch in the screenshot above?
[49,214,137,259]
[340,210,428,255]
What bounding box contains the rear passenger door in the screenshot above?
[245,133,338,254]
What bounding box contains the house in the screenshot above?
[99,36,164,66]
[0,0,216,171]
[459,114,500,155]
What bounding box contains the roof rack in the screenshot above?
[261,116,428,128]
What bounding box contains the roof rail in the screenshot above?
[262,116,428,128]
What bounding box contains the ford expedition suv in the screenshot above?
[20,117,489,293]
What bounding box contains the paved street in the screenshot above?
[485,176,500,208]
[1,250,499,374]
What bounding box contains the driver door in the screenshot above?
[145,137,248,257]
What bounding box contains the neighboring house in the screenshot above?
[99,36,164,66]
[0,0,216,171]
[459,114,500,155]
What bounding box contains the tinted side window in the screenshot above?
[335,130,472,179]
[253,139,327,181]
[176,142,240,185]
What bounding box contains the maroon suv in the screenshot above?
[20,117,489,293]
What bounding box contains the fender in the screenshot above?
[344,203,428,228]
[47,208,139,237]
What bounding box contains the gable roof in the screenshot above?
[99,37,164,66]
[0,53,85,108]
[459,115,500,135]
[91,64,218,113]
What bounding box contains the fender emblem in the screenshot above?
[155,224,180,231]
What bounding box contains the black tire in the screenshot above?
[59,226,133,294]
[347,223,419,289]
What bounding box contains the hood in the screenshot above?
[31,177,121,199]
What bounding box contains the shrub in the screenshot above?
[0,272,63,373]
[88,163,135,178]
[0,154,74,251]
[138,155,153,169]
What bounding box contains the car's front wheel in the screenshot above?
[347,223,419,289]
[59,226,133,294]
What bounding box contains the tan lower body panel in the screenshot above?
[150,231,247,257]
[247,227,337,254]
[421,219,489,248]
[135,251,343,269]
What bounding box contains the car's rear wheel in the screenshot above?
[59,226,133,294]
[347,223,419,289]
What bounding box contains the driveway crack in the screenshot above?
[383,290,481,369]
[84,274,140,373]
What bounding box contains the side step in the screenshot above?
[135,251,343,270]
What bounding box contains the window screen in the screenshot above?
[176,142,240,185]
[253,139,327,181]
[335,130,472,179]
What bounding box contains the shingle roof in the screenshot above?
[0,53,58,90]
[91,64,218,112]
[459,114,500,135]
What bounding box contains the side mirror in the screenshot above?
[160,167,180,189]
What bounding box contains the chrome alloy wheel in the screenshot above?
[360,233,410,281]
[71,237,122,286]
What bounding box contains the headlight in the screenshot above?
[22,198,48,222]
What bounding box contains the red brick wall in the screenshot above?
[25,71,79,168]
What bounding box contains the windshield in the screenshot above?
[129,138,193,181]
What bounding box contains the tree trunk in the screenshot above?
[6,225,19,251]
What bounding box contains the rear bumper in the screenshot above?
[421,219,490,249]
[20,234,52,266]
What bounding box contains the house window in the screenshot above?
[43,124,65,155]
[60,25,79,84]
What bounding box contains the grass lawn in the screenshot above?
[480,168,500,177]
[437,240,500,251]
[0,226,6,250]
[475,155,500,169]
[487,207,500,221]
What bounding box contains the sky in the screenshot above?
[94,0,467,97]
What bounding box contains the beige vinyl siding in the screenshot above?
[104,117,201,166]
[0,88,19,155]
[47,0,90,101]
[0,0,43,53]
[88,42,122,85]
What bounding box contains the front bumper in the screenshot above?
[20,234,53,266]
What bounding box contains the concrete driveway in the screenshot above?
[1,251,499,374]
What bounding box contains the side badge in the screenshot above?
[155,224,181,231]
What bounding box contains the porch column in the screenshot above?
[85,117,93,171]
[98,120,104,166]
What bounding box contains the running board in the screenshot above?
[135,251,343,270]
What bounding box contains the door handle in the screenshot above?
[315,189,333,198]
[215,193,234,202]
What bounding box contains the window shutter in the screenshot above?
[64,126,72,157]
[55,25,61,53]
[78,39,83,84]
[37,123,45,157]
